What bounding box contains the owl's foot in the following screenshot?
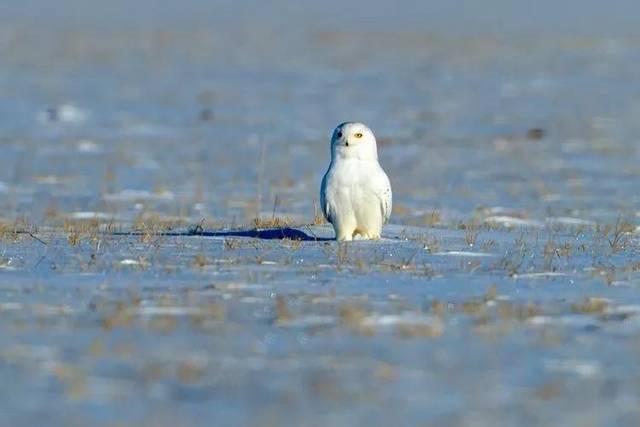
[336,234,353,241]
[335,229,354,241]
[352,229,381,240]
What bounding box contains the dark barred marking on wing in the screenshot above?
[381,186,392,223]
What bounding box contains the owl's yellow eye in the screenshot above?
[354,132,363,138]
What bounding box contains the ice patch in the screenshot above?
[545,359,601,377]
[135,306,202,316]
[485,216,544,228]
[0,302,23,311]
[432,251,495,257]
[38,104,88,124]
[528,314,598,328]
[513,272,569,279]
[2,344,58,362]
[485,214,594,229]
[360,312,443,329]
[67,212,115,220]
[277,315,337,328]
[103,189,175,202]
[213,283,268,291]
[123,123,174,137]
[485,207,523,215]
[238,296,271,304]
[33,175,65,185]
[76,139,101,153]
[546,216,595,226]
[0,258,16,270]
[604,305,640,316]
[35,305,75,315]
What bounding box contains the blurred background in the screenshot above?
[4,2,640,427]
[3,0,640,227]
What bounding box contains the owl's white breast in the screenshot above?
[321,157,390,226]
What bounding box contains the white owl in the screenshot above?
[320,122,392,241]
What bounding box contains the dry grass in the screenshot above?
[133,213,184,243]
[223,238,243,250]
[63,218,104,246]
[498,233,530,277]
[589,265,616,286]
[422,210,442,227]
[275,295,294,324]
[0,222,18,242]
[421,235,440,253]
[396,320,444,338]
[338,305,374,335]
[193,254,213,268]
[543,238,573,271]
[313,201,326,225]
[571,297,609,314]
[459,218,481,247]
[392,204,410,216]
[100,301,134,330]
[334,243,349,267]
[251,216,291,229]
[596,215,635,253]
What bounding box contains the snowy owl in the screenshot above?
[320,122,392,241]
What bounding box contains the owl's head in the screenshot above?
[330,122,378,161]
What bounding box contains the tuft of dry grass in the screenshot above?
[313,201,326,225]
[589,265,616,286]
[178,359,206,384]
[459,218,481,247]
[543,238,573,271]
[498,233,530,277]
[100,301,134,330]
[275,295,294,324]
[596,215,635,253]
[63,218,104,246]
[392,204,410,216]
[571,297,609,315]
[430,300,446,317]
[396,321,443,338]
[252,216,291,229]
[282,238,303,250]
[335,243,349,267]
[0,222,18,242]
[338,305,374,335]
[223,238,242,250]
[134,213,184,243]
[422,210,442,227]
[410,234,440,253]
[193,254,212,268]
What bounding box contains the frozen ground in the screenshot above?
[3,1,640,426]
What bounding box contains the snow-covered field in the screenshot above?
[3,1,640,425]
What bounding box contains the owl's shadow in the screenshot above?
[191,226,332,241]
[113,226,333,241]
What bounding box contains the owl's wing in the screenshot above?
[374,167,392,224]
[320,170,334,224]
[380,183,392,223]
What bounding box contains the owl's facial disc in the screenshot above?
[334,125,368,147]
[331,122,378,160]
